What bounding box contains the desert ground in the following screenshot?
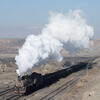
[0,39,100,100]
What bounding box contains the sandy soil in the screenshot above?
[0,39,100,100]
[1,57,99,100]
[66,58,100,100]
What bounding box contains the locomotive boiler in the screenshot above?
[15,72,43,95]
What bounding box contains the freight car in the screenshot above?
[15,72,43,95]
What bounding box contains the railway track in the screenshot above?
[0,56,97,100]
[0,86,21,100]
[0,87,15,96]
[6,94,20,100]
[40,69,86,100]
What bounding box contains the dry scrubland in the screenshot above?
[0,39,100,100]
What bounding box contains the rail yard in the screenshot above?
[0,53,99,100]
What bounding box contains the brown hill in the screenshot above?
[0,39,24,55]
[0,39,99,57]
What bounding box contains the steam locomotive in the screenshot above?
[15,63,89,95]
[15,72,43,95]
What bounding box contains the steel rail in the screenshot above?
[40,70,86,100]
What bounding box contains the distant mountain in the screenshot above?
[0,39,100,57]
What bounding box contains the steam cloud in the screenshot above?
[15,10,94,76]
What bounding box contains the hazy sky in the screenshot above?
[0,0,99,38]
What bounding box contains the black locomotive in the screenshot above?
[15,63,89,95]
[15,72,43,95]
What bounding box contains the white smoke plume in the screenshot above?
[15,10,94,76]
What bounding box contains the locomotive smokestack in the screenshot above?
[15,10,94,76]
